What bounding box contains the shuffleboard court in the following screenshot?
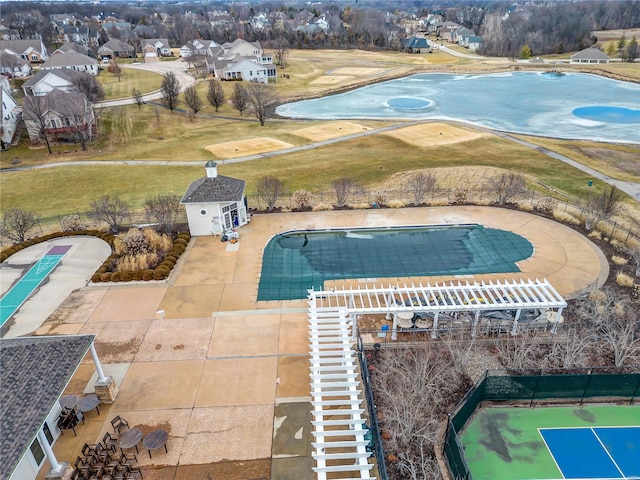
[0,245,71,327]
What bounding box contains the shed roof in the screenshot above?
[181,175,246,203]
[0,335,95,479]
[42,52,97,67]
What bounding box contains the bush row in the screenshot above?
[0,230,115,263]
[90,231,191,283]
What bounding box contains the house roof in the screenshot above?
[97,39,133,53]
[140,38,171,50]
[55,42,91,56]
[21,69,88,88]
[402,36,430,49]
[181,173,246,204]
[42,52,97,68]
[571,48,609,60]
[0,51,29,68]
[0,335,95,479]
[0,39,45,56]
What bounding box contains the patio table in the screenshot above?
[118,427,142,454]
[143,429,168,458]
[77,393,100,415]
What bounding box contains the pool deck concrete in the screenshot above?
[1,206,607,480]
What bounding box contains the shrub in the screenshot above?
[352,203,371,210]
[612,255,628,266]
[60,215,85,232]
[517,202,533,212]
[610,239,625,252]
[292,189,314,210]
[616,272,635,287]
[153,267,170,280]
[312,203,334,211]
[142,269,155,281]
[91,273,102,283]
[452,185,470,204]
[373,191,387,206]
[170,244,186,255]
[388,199,406,209]
[132,271,143,281]
[143,227,172,252]
[119,271,133,282]
[100,272,112,282]
[111,271,122,282]
[588,231,602,240]
[552,209,580,225]
[174,238,188,247]
[535,197,558,215]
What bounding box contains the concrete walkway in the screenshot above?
[2,207,607,480]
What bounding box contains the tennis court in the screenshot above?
[0,245,71,327]
[460,404,640,480]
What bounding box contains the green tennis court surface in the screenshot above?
[0,245,71,327]
[257,224,533,301]
[460,404,640,480]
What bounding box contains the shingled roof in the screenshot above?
[181,162,245,203]
[0,335,95,479]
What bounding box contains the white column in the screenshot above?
[90,342,108,383]
[511,309,522,336]
[37,429,62,473]
[391,314,398,341]
[431,312,439,339]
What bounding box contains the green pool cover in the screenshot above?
[257,224,533,301]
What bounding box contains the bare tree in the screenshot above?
[581,185,624,231]
[107,61,122,81]
[407,172,436,206]
[246,82,279,126]
[206,79,225,112]
[487,172,527,205]
[72,73,105,102]
[131,88,144,109]
[21,95,53,154]
[272,37,290,68]
[493,333,545,369]
[230,83,248,116]
[257,176,283,211]
[183,86,203,114]
[0,209,40,243]
[546,325,594,368]
[90,195,129,233]
[331,177,360,207]
[144,194,183,234]
[161,72,180,113]
[597,310,640,367]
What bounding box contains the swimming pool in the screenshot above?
[0,245,70,328]
[257,224,533,301]
[276,72,640,144]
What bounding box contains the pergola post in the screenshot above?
[472,310,480,337]
[391,314,398,341]
[431,312,439,339]
[90,342,107,383]
[551,307,564,334]
[350,313,357,341]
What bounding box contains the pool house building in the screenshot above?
[180,161,249,236]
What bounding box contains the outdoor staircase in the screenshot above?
[308,299,375,479]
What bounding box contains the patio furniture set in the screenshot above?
[57,394,100,436]
[70,416,144,480]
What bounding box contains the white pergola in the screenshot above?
[308,278,567,339]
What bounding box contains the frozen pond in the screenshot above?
[277,72,640,144]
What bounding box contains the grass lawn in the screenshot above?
[99,67,163,100]
[2,48,638,225]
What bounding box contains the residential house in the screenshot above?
[211,57,271,83]
[97,39,135,60]
[207,38,276,82]
[0,335,109,480]
[453,27,475,45]
[22,69,90,96]
[402,36,431,53]
[221,38,262,58]
[1,75,20,149]
[140,38,172,59]
[570,48,610,64]
[465,36,482,50]
[52,42,94,58]
[0,51,32,78]
[23,88,96,145]
[62,26,99,47]
[181,161,249,236]
[102,21,131,38]
[179,39,220,58]
[0,39,49,63]
[41,52,99,75]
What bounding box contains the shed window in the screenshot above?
[30,438,45,466]
[200,209,207,216]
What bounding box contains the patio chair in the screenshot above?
[414,316,433,329]
[111,415,129,435]
[102,432,118,453]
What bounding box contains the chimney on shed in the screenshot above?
[205,160,218,178]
